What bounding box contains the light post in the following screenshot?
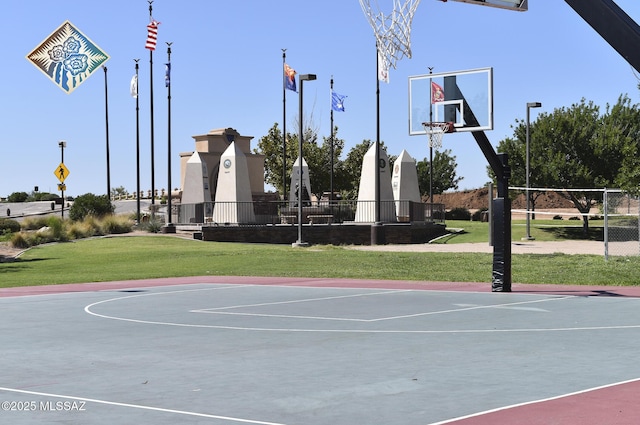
[58,141,66,218]
[292,73,316,248]
[523,102,541,241]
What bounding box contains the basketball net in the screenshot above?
[422,122,451,150]
[360,0,421,76]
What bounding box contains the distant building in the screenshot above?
[179,128,267,201]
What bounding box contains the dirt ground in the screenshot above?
[431,187,575,211]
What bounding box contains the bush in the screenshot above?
[0,218,20,234]
[100,215,134,234]
[69,193,115,221]
[143,218,163,233]
[7,192,29,202]
[22,216,51,230]
[471,209,488,222]
[446,207,471,221]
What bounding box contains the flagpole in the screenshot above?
[134,59,141,224]
[102,65,111,199]
[330,76,334,203]
[373,43,381,244]
[148,0,156,209]
[165,42,175,233]
[282,48,287,200]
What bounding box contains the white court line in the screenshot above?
[426,377,640,425]
[193,295,568,323]
[84,286,640,333]
[196,311,373,322]
[0,386,286,425]
[193,289,412,312]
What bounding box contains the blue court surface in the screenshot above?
[1,277,640,424]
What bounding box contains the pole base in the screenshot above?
[292,241,310,248]
[520,236,535,241]
[162,224,176,234]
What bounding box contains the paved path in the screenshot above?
[350,240,607,255]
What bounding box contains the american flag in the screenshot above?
[145,20,160,51]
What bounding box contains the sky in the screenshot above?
[2,0,640,199]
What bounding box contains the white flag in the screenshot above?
[130,74,138,98]
[378,51,389,84]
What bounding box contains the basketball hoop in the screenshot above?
[422,121,453,150]
[359,0,421,73]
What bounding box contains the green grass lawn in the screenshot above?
[437,219,604,244]
[2,233,639,288]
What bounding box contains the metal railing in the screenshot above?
[174,200,444,226]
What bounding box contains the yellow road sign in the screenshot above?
[58,184,66,191]
[55,163,69,183]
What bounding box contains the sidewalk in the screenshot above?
[350,240,606,255]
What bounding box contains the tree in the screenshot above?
[416,149,463,199]
[495,98,630,235]
[254,123,295,196]
[610,95,640,193]
[69,193,114,221]
[7,192,29,202]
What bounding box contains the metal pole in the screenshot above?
[135,59,141,224]
[293,74,316,247]
[165,42,174,232]
[149,0,156,208]
[330,76,334,202]
[524,102,541,240]
[102,66,111,199]
[59,141,65,218]
[282,49,287,199]
[428,67,434,204]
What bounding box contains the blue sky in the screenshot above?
[3,0,640,198]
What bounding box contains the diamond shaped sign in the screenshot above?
[26,20,110,94]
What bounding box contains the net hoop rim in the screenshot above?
[421,121,455,134]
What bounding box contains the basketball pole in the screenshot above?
[428,67,434,205]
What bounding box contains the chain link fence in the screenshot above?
[510,187,640,259]
[604,189,640,259]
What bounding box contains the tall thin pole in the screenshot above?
[59,141,65,219]
[428,67,434,204]
[330,76,334,202]
[102,66,111,199]
[375,43,381,225]
[149,1,156,207]
[282,49,287,200]
[166,42,174,230]
[135,59,141,224]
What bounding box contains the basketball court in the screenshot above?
[2,276,640,424]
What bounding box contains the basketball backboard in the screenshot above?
[408,67,493,136]
[443,0,528,12]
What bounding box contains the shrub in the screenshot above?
[46,216,67,241]
[69,193,114,221]
[446,207,471,221]
[144,218,163,233]
[7,192,29,202]
[67,221,96,240]
[471,209,488,222]
[22,216,53,230]
[10,232,30,249]
[101,215,134,234]
[0,218,20,234]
